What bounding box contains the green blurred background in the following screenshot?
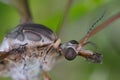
[0,0,120,80]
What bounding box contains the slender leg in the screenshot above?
[56,0,73,37]
[43,72,51,80]
[79,13,120,47]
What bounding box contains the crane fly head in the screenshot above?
[59,39,102,63]
[60,40,78,60]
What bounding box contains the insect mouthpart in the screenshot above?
[77,49,103,63]
[87,52,103,63]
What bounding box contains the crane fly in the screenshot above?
[0,0,120,80]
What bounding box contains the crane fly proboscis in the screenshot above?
[0,0,120,80]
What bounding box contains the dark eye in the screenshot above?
[64,47,77,61]
[69,40,78,44]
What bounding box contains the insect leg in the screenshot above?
[43,71,51,80]
[78,12,120,48]
[0,52,9,61]
[75,12,120,63]
[56,0,73,37]
[8,0,33,24]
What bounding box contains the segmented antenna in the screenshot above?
[86,11,106,37]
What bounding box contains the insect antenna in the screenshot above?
[86,11,106,37]
[78,11,106,47]
[79,11,120,48]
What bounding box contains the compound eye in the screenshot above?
[64,47,77,61]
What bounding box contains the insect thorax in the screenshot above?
[0,24,60,80]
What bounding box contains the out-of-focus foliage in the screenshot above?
[0,0,120,80]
